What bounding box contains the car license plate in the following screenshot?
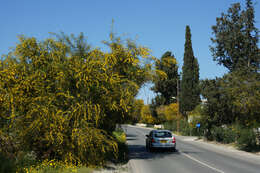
[160,140,167,143]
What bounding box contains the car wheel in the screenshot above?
[149,146,154,152]
[171,147,176,152]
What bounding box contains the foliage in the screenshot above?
[164,121,178,132]
[180,25,200,117]
[210,0,259,72]
[156,103,179,122]
[237,128,258,151]
[222,71,260,126]
[127,99,144,124]
[151,51,179,105]
[149,94,166,121]
[112,129,128,163]
[200,78,232,127]
[201,0,260,150]
[164,119,197,136]
[201,71,260,127]
[0,153,16,173]
[140,105,156,124]
[211,126,236,144]
[0,32,152,167]
[187,104,204,123]
[23,159,92,173]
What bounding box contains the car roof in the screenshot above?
[152,130,172,133]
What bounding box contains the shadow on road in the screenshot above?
[128,144,180,160]
[127,138,138,141]
[126,134,137,137]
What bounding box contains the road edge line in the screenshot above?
[180,151,225,173]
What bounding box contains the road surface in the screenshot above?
[124,125,260,173]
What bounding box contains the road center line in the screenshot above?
[180,151,225,173]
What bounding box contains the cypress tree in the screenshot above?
[180,26,200,117]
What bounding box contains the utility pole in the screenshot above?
[177,78,180,133]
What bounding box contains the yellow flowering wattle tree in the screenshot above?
[140,105,156,124]
[0,32,152,165]
[156,103,179,122]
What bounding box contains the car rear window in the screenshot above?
[154,131,172,138]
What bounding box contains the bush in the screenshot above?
[112,130,128,163]
[237,128,258,151]
[164,119,201,136]
[179,119,192,136]
[211,126,236,144]
[164,121,177,132]
[0,33,151,167]
[0,154,16,173]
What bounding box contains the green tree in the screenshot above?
[210,0,259,72]
[200,71,260,128]
[220,71,260,126]
[149,94,166,123]
[152,51,179,105]
[200,78,232,126]
[180,26,200,117]
[127,99,144,123]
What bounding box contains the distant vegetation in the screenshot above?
[139,0,260,152]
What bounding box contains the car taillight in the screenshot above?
[152,138,155,143]
[172,137,176,143]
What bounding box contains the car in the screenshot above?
[145,130,176,152]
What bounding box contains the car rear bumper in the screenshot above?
[151,143,176,149]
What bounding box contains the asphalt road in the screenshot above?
[124,125,260,173]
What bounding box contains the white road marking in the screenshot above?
[129,160,140,173]
[182,138,197,141]
[180,151,225,173]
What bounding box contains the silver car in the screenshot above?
[146,130,176,152]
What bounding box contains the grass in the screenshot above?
[21,160,94,173]
[24,166,93,173]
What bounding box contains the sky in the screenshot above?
[1,0,260,103]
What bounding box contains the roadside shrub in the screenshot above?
[164,121,177,132]
[0,131,18,173]
[237,128,258,151]
[190,126,203,136]
[164,119,199,136]
[0,154,16,173]
[15,151,38,172]
[211,126,236,144]
[179,119,191,136]
[112,129,128,163]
